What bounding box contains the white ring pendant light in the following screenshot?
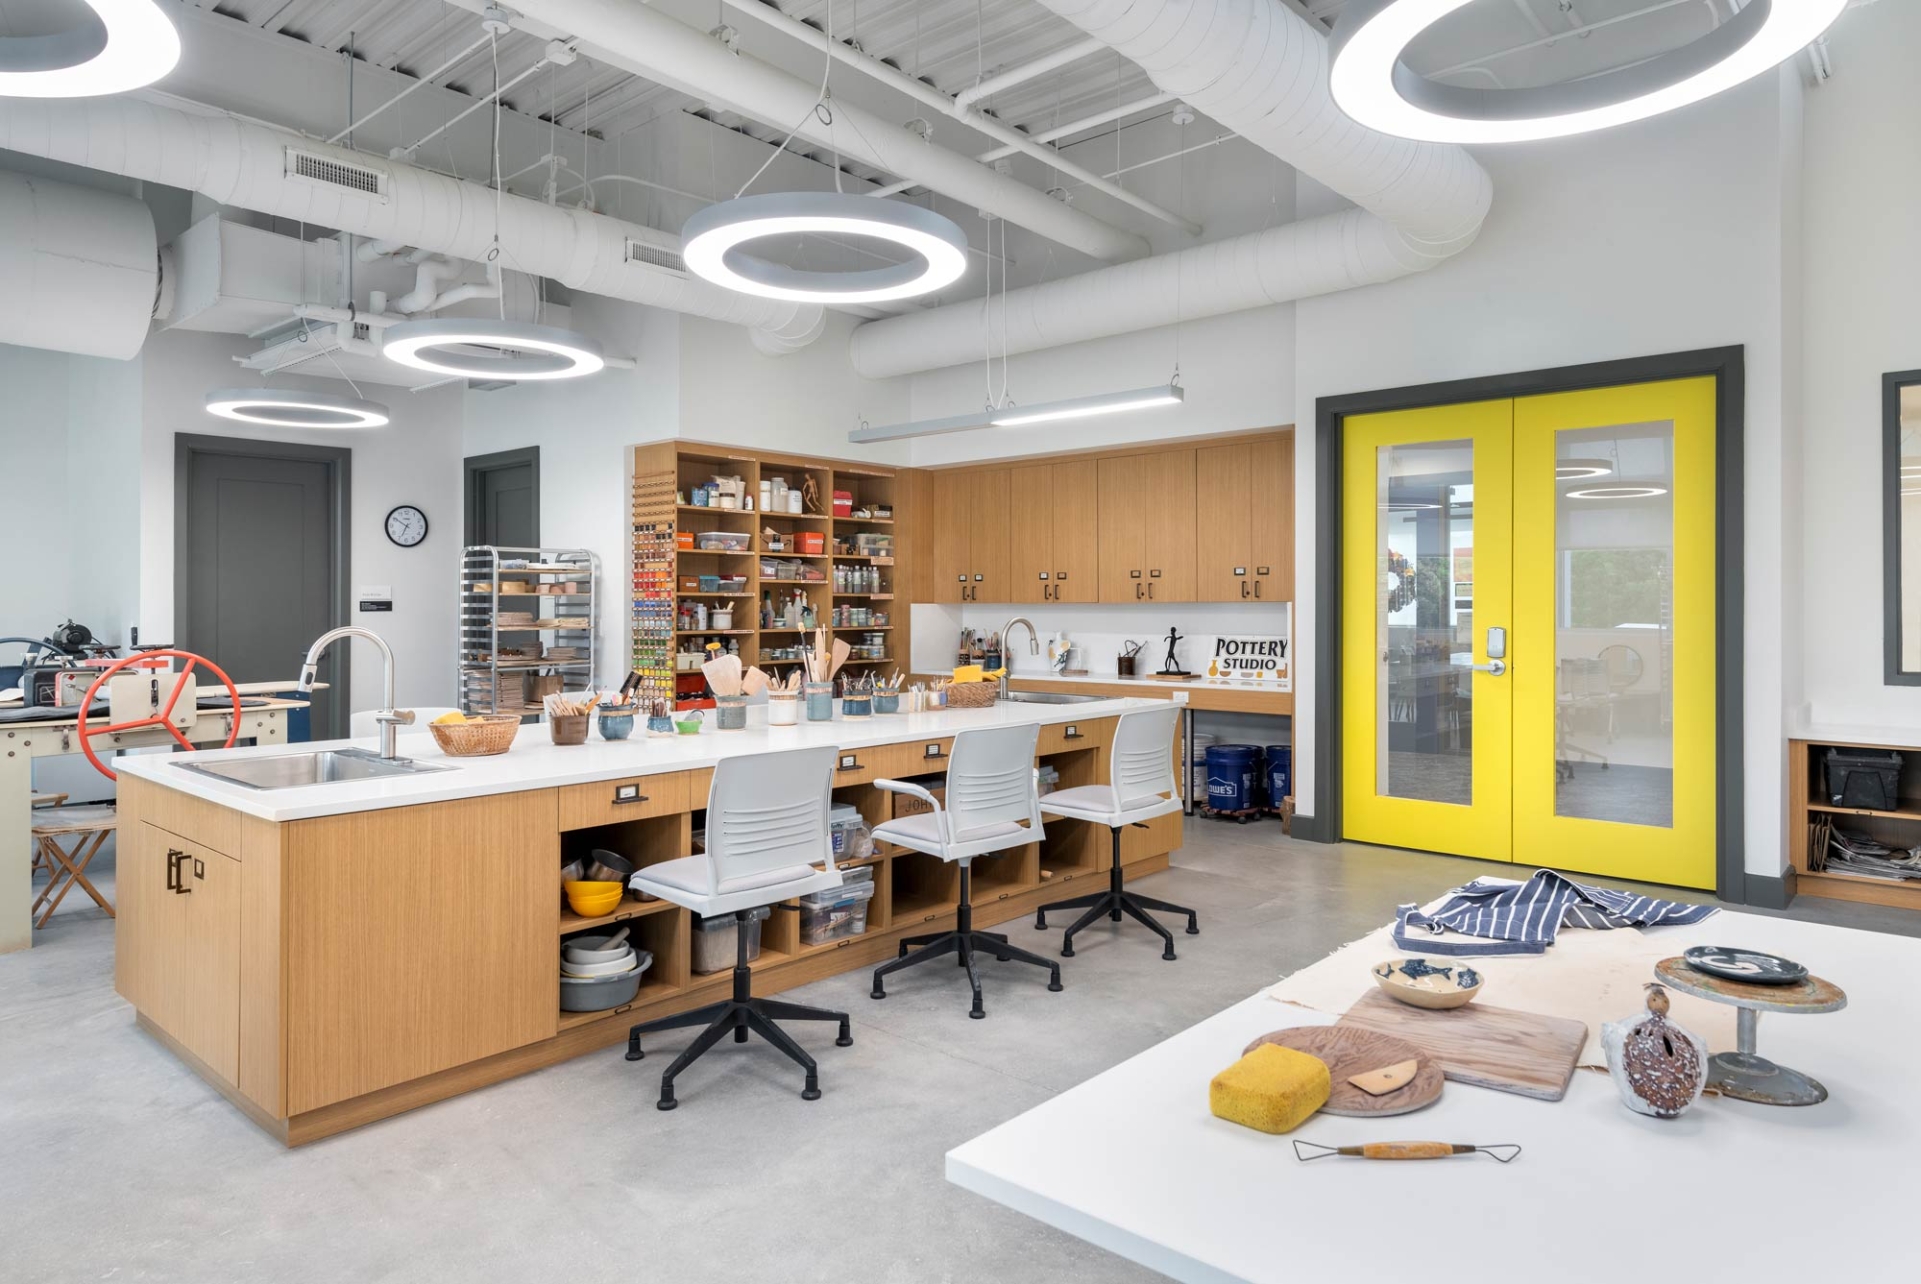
[382,319,605,382]
[0,0,180,98]
[1329,0,1846,144]
[206,388,390,429]
[682,193,970,305]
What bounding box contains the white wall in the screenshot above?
[138,329,465,714]
[1799,0,1921,733]
[1290,70,1803,879]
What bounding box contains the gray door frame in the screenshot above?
[174,433,352,740]
[464,446,541,547]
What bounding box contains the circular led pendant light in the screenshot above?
[1566,485,1669,500]
[0,0,181,99]
[205,388,390,429]
[381,319,605,382]
[1556,459,1614,481]
[1329,0,1847,144]
[682,192,970,305]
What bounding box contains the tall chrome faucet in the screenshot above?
[297,627,413,759]
[999,615,1040,699]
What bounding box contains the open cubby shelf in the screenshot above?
[1789,737,1921,910]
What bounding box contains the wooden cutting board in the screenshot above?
[1337,989,1587,1102]
[1244,1026,1443,1118]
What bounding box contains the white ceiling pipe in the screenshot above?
[851,0,1492,377]
[0,170,157,361]
[0,95,826,353]
[852,205,1432,380]
[489,0,1151,260]
[871,90,1182,196]
[719,0,1196,233]
[953,37,1110,111]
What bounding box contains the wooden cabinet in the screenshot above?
[929,468,1011,601]
[1010,459,1099,603]
[929,470,969,603]
[1196,437,1293,602]
[1098,449,1196,602]
[116,821,242,1084]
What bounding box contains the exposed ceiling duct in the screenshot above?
[456,0,1152,264]
[0,94,827,356]
[0,169,158,361]
[849,0,1494,380]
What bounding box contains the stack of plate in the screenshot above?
[559,933,654,1012]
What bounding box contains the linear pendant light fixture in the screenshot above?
[1329,0,1846,144]
[205,388,390,429]
[0,0,180,98]
[849,383,1184,444]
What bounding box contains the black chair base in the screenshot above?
[626,910,850,1109]
[871,865,1063,1018]
[1035,823,1198,961]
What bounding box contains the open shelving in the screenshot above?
[460,545,598,719]
[1789,736,1921,910]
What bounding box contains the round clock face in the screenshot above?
[385,505,428,547]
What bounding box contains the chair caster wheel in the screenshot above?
[802,1085,822,1101]
[657,1096,677,1111]
[1034,916,1047,930]
[1186,923,1200,935]
[836,1024,853,1047]
[870,987,885,1000]
[1162,949,1178,961]
[1060,944,1075,958]
[625,1048,644,1062]
[1048,976,1064,993]
[969,1006,985,1020]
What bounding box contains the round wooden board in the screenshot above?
[1245,1026,1443,1118]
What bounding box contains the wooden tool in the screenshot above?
[1244,1026,1442,1118]
[1292,1140,1521,1163]
[1347,1059,1419,1097]
[828,637,851,680]
[1337,989,1587,1102]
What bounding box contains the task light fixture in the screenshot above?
[849,383,1183,444]
[381,319,605,382]
[205,388,390,430]
[0,0,181,98]
[1328,0,1847,144]
[683,192,970,305]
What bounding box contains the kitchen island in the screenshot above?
[115,697,1178,1144]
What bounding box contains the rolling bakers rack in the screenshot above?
[460,546,599,719]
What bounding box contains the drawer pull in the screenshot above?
[837,754,863,772]
[835,938,852,949]
[922,912,937,923]
[612,784,648,805]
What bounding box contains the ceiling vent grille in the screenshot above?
[285,148,388,201]
[624,239,685,274]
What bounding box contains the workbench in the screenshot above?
[2,695,307,954]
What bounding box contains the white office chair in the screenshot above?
[869,723,1063,1019]
[1034,704,1198,961]
[624,746,852,1109]
[349,707,458,738]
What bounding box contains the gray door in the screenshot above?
[466,448,539,548]
[177,437,349,740]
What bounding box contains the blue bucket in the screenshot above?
[1206,744,1261,813]
[1267,745,1292,810]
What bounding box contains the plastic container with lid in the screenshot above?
[829,803,871,860]
[799,866,876,946]
[690,905,772,974]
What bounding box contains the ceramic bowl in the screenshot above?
[1373,957,1484,1010]
[564,933,634,965]
[560,953,638,978]
[563,879,624,918]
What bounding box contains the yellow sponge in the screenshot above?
[1208,1043,1331,1135]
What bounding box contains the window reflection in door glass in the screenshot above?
[1554,423,1675,827]
[1376,441,1474,806]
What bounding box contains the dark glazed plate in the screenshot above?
[1683,945,1808,986]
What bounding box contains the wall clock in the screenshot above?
[385,505,429,548]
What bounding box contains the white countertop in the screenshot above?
[947,910,1913,1284]
[120,696,1159,823]
[960,670,1292,697]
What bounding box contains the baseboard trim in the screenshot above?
[1741,867,1797,910]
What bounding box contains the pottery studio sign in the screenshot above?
[1205,632,1290,689]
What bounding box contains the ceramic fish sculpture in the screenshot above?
[1601,983,1708,1119]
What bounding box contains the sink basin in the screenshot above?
[175,747,449,790]
[1001,690,1108,705]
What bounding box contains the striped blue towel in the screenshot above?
[1392,870,1717,956]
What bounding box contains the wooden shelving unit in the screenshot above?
[1789,736,1921,909]
[459,545,598,719]
[631,442,909,705]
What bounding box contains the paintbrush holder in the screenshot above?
[841,690,872,718]
[715,695,747,730]
[548,713,589,746]
[768,692,799,726]
[804,681,834,722]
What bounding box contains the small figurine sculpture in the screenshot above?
[1602,983,1708,1118]
[1160,625,1188,676]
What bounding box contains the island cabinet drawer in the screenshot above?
[1037,718,1109,757]
[116,821,242,1087]
[558,771,692,830]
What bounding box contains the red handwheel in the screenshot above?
[77,650,244,780]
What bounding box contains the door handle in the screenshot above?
[165,848,182,892]
[1240,581,1249,599]
[1147,583,1155,600]
[1470,659,1507,676]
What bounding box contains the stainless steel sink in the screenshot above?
[175,747,449,790]
[1001,690,1108,705]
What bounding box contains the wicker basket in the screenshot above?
[427,714,522,757]
[944,680,997,709]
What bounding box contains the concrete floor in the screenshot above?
[5,821,1915,1284]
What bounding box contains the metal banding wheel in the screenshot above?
[75,649,243,780]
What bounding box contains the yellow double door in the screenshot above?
[1342,378,1717,889]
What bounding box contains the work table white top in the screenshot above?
[918,670,1292,697]
[120,696,1158,823]
[947,910,1913,1284]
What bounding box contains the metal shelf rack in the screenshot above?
[460,545,599,718]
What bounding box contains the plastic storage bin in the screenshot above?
[829,803,871,860]
[690,905,771,974]
[1824,747,1903,810]
[800,867,876,946]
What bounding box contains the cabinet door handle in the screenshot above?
[1254,581,1262,598]
[1148,583,1156,600]
[165,848,182,892]
[1135,583,1143,600]
[1241,580,1249,599]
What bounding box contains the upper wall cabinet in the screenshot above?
[930,468,1013,602]
[1097,449,1196,603]
[1197,437,1293,602]
[1010,459,1099,603]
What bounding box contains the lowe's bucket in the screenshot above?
[1206,744,1261,813]
[1267,745,1292,811]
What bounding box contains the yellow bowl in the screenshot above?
[564,879,625,918]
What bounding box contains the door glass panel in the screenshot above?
[1553,423,1674,827]
[1376,441,1476,805]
